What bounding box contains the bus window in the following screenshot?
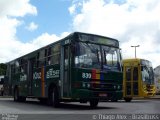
[20,59,27,73]
[141,66,154,84]
[36,52,40,68]
[133,82,138,95]
[47,45,60,66]
[126,67,131,81]
[47,47,51,65]
[133,67,138,81]
[141,66,150,84]
[126,82,131,95]
[51,44,60,65]
[11,65,15,75]
[15,60,20,74]
[74,42,101,69]
[36,50,45,67]
[102,46,120,71]
[44,49,47,65]
[39,50,45,66]
[64,46,69,68]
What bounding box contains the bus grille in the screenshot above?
[91,83,115,90]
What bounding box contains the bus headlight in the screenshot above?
[82,83,86,88]
[87,83,90,88]
[58,80,61,86]
[117,85,121,90]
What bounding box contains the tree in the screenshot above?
[0,63,7,75]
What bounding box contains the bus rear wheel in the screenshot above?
[89,100,99,108]
[14,88,26,102]
[14,88,20,102]
[49,87,60,107]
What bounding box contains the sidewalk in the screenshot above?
[150,95,160,99]
[130,95,160,100]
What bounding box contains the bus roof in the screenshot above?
[123,58,152,67]
[123,58,150,62]
[74,32,119,41]
[7,32,119,64]
[123,58,141,63]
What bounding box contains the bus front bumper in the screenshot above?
[73,89,123,101]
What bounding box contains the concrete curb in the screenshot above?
[133,95,160,100]
[0,96,12,98]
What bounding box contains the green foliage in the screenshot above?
[0,63,7,75]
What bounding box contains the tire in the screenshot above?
[124,98,132,102]
[20,96,26,102]
[48,87,60,107]
[14,88,26,102]
[14,88,20,102]
[39,98,47,104]
[89,100,99,108]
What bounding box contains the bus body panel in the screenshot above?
[123,58,156,100]
[71,68,122,100]
[5,32,123,105]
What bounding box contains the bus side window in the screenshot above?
[36,50,45,67]
[39,50,45,66]
[51,44,60,65]
[47,47,51,65]
[133,67,138,81]
[36,52,40,68]
[11,65,15,75]
[44,49,47,65]
[15,60,20,74]
[20,59,24,73]
[126,67,131,81]
[64,46,69,68]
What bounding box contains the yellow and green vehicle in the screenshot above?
[5,32,123,107]
[123,58,156,102]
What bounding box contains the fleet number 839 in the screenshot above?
[82,72,92,79]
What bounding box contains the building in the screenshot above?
[154,66,160,94]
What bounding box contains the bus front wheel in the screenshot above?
[89,100,99,108]
[124,98,132,102]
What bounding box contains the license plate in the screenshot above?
[99,93,107,97]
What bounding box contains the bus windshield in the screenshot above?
[141,60,154,84]
[74,42,121,71]
[102,45,121,71]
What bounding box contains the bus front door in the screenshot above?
[60,45,71,98]
[124,66,139,101]
[28,57,36,96]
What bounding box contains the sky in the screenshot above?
[0,0,160,68]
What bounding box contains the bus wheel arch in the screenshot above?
[48,83,60,107]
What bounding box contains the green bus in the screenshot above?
[5,32,123,107]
